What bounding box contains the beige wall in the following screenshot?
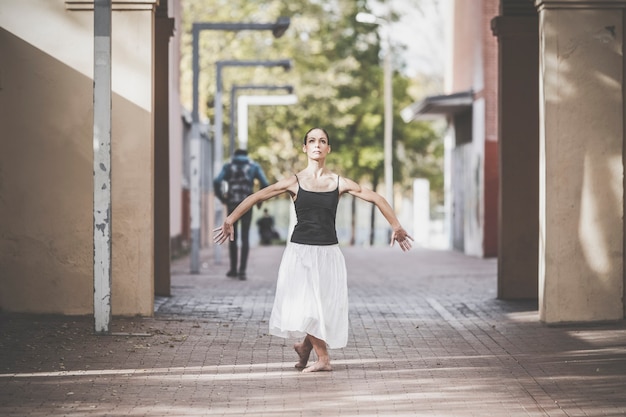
[0,0,156,315]
[538,5,624,322]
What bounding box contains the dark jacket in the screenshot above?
[213,154,269,205]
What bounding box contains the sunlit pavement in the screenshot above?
[1,245,626,416]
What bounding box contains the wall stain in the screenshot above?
[561,25,617,61]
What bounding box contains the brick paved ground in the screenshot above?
[1,245,625,416]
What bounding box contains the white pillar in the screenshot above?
[443,129,453,250]
[412,179,430,247]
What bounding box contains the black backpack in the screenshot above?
[224,161,253,205]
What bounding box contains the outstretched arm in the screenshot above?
[341,177,413,251]
[213,176,297,245]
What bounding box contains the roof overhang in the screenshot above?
[401,90,474,122]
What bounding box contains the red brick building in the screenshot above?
[403,0,500,258]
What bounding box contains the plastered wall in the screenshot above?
[0,0,156,315]
[538,6,624,322]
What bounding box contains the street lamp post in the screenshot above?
[383,35,393,211]
[191,18,290,127]
[93,0,112,334]
[237,94,299,150]
[356,12,394,212]
[189,18,290,273]
[229,84,294,157]
[214,60,292,175]
[212,60,292,265]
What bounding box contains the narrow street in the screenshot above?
[1,245,625,416]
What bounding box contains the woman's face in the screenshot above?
[303,129,331,159]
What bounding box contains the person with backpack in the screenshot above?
[214,149,269,280]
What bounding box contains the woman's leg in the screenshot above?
[294,335,313,369]
[302,334,332,373]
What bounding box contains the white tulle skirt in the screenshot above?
[269,242,348,349]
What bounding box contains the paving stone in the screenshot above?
[1,246,625,416]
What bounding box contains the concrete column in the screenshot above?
[536,0,625,322]
[154,5,174,297]
[491,15,539,299]
[413,179,430,247]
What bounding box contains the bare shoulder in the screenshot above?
[338,176,360,194]
[274,175,298,187]
[273,174,299,195]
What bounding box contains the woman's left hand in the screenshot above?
[390,227,414,252]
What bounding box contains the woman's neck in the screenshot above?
[306,159,326,176]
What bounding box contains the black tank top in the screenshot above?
[290,175,340,246]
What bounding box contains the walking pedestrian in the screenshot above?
[213,127,413,372]
[214,148,269,280]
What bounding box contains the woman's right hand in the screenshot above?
[213,220,234,245]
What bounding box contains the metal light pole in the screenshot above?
[229,84,294,157]
[213,60,292,264]
[383,32,393,210]
[214,60,292,175]
[93,0,112,334]
[237,94,299,150]
[189,18,290,273]
[356,12,394,211]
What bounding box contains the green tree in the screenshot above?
[180,0,444,245]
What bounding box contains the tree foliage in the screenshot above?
[180,0,444,207]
